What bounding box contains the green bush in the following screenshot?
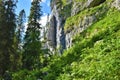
[12,69,43,80]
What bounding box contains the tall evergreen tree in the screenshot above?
[17,9,26,49]
[23,0,42,70]
[0,0,17,75]
[10,9,26,71]
[0,0,7,75]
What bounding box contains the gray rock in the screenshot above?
[71,2,83,16]
[65,14,97,49]
[112,0,120,10]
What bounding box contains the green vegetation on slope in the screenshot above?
[61,0,87,6]
[41,8,120,80]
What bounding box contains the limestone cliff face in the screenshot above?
[47,0,66,53]
[46,0,119,53]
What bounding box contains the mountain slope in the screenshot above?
[41,0,120,80]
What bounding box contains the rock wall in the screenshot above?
[46,0,114,53]
[112,0,120,10]
[66,14,97,48]
[47,0,66,53]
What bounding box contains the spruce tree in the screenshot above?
[0,0,7,75]
[0,0,17,75]
[23,0,42,70]
[17,9,26,49]
[11,9,26,70]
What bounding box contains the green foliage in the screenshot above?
[60,3,72,19]
[61,0,87,6]
[61,0,66,6]
[12,69,43,80]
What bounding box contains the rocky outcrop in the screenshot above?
[66,15,97,48]
[112,0,120,10]
[71,1,86,16]
[46,0,115,53]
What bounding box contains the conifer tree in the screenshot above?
[0,0,17,75]
[23,0,42,70]
[11,9,26,70]
[17,9,26,49]
[0,0,7,75]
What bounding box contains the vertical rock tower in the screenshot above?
[47,0,66,53]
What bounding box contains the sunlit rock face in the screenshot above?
[66,14,97,49]
[112,0,120,10]
[46,0,116,53]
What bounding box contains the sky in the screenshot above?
[16,0,51,26]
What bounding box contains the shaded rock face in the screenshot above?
[87,0,106,7]
[47,0,66,53]
[46,15,57,51]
